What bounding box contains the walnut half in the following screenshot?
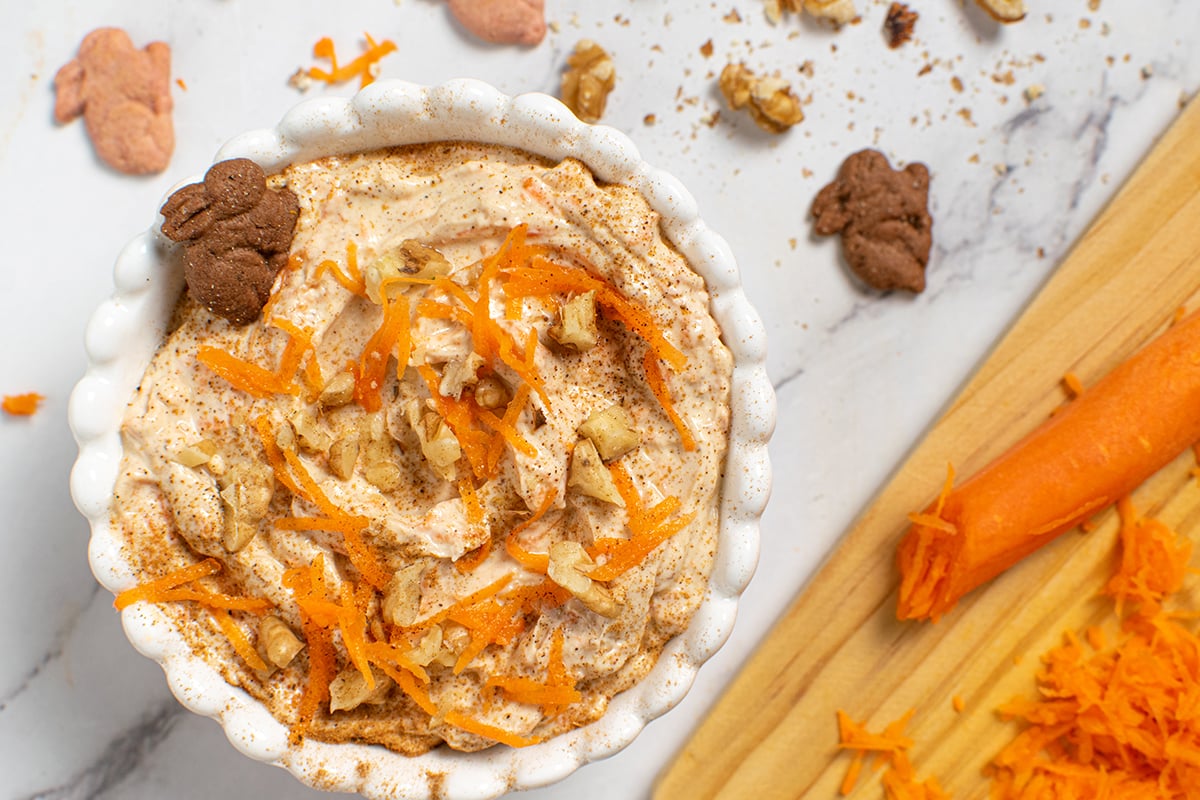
[718,63,804,134]
[561,40,616,123]
[974,0,1025,22]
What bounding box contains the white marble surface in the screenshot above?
[1,1,1197,798]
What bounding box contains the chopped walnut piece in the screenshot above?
[439,353,485,400]
[804,0,857,23]
[765,0,856,24]
[578,405,640,461]
[290,409,332,454]
[219,461,274,552]
[173,438,218,468]
[366,240,451,305]
[549,291,599,352]
[329,666,394,713]
[561,40,616,124]
[884,3,918,48]
[568,439,625,506]
[547,541,619,618]
[319,372,356,408]
[473,375,511,411]
[361,412,403,492]
[974,0,1025,22]
[406,625,444,667]
[419,413,461,483]
[328,434,360,481]
[381,562,426,627]
[258,615,305,669]
[718,63,804,134]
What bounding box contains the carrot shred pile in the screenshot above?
[354,292,411,412]
[987,499,1200,799]
[255,415,391,590]
[837,709,950,799]
[485,628,581,713]
[197,320,317,400]
[2,392,44,416]
[114,558,271,671]
[586,461,694,582]
[308,33,397,89]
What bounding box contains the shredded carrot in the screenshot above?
[307,33,397,89]
[209,608,268,672]
[952,695,965,713]
[355,292,411,413]
[2,392,44,416]
[505,492,556,574]
[442,710,542,748]
[589,512,696,583]
[897,310,1200,622]
[151,586,272,615]
[484,628,580,712]
[504,255,688,370]
[416,364,493,478]
[282,557,338,741]
[114,558,222,610]
[642,350,696,450]
[1062,371,1085,399]
[175,77,187,91]
[837,710,949,799]
[455,541,492,575]
[197,346,298,398]
[987,503,1200,799]
[586,462,693,582]
[1104,496,1192,616]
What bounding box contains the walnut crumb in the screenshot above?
[884,3,918,48]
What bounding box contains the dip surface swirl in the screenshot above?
[113,142,733,753]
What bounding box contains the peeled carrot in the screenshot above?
[897,310,1200,622]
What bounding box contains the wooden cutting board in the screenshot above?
[655,94,1200,800]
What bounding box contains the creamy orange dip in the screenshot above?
[113,143,732,753]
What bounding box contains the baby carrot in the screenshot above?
[897,310,1200,621]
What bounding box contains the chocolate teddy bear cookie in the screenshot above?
[160,159,300,325]
[811,148,932,293]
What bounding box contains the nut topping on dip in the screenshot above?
[113,143,732,753]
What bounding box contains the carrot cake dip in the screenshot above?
[112,143,733,753]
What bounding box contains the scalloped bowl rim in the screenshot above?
[69,79,775,800]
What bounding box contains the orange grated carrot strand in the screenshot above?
[114,558,222,610]
[2,392,44,416]
[209,607,268,671]
[642,350,697,450]
[443,710,542,748]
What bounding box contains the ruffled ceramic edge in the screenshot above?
[68,78,775,800]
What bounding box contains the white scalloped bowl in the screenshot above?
[69,79,774,799]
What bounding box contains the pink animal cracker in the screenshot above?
[54,28,174,175]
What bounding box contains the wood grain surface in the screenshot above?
[655,95,1200,800]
